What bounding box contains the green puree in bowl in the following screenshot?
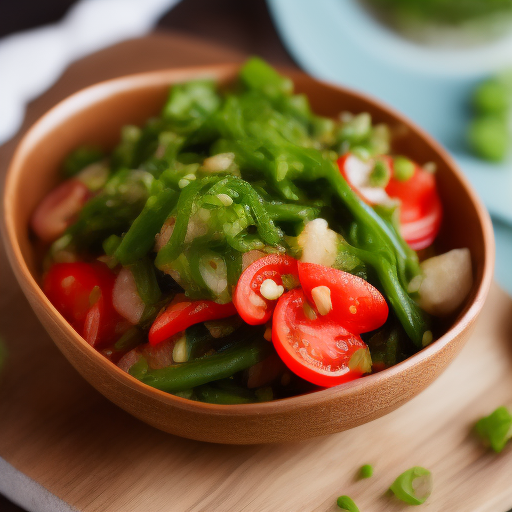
[364,0,512,44]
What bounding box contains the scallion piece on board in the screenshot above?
[389,466,432,506]
[475,406,512,453]
[336,495,359,512]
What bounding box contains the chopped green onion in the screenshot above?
[389,466,432,506]
[368,159,391,187]
[102,234,122,256]
[475,406,512,453]
[393,156,415,182]
[130,258,161,306]
[336,495,359,512]
[62,146,104,178]
[359,464,373,479]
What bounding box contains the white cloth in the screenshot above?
[0,0,180,145]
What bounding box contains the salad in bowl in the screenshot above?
[29,59,473,405]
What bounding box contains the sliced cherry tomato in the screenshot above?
[43,262,123,348]
[385,161,442,250]
[44,262,101,329]
[337,154,442,250]
[233,254,298,325]
[297,261,388,334]
[31,179,89,242]
[148,300,237,346]
[272,288,371,387]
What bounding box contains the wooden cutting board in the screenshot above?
[1,32,512,512]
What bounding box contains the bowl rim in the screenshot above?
[2,63,495,417]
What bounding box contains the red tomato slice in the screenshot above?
[272,288,371,387]
[31,179,89,242]
[337,154,442,250]
[385,162,442,251]
[149,300,237,346]
[44,262,122,348]
[297,262,388,334]
[44,262,101,329]
[233,254,299,325]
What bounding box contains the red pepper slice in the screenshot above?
[148,300,237,346]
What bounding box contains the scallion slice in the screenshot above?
[389,466,432,506]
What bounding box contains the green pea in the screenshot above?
[473,80,509,116]
[359,464,373,479]
[368,159,391,187]
[468,116,509,162]
[393,156,415,182]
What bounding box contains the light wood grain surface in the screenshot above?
[1,33,511,512]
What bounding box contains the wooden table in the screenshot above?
[1,30,512,512]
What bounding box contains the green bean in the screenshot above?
[155,177,219,268]
[115,188,178,265]
[66,169,151,249]
[129,258,161,305]
[140,338,273,393]
[194,385,254,404]
[218,177,282,245]
[102,234,121,256]
[348,245,428,348]
[62,146,104,178]
[114,327,146,351]
[266,202,320,223]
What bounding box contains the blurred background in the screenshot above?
[1,0,512,510]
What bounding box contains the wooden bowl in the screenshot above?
[2,64,494,444]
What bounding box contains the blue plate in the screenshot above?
[268,0,512,294]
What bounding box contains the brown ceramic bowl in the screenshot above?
[2,64,494,444]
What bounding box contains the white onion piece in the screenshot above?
[298,218,338,267]
[117,349,142,373]
[155,217,175,252]
[31,179,88,242]
[142,335,180,369]
[203,152,235,172]
[199,254,229,302]
[417,248,473,317]
[112,268,145,325]
[344,154,395,207]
